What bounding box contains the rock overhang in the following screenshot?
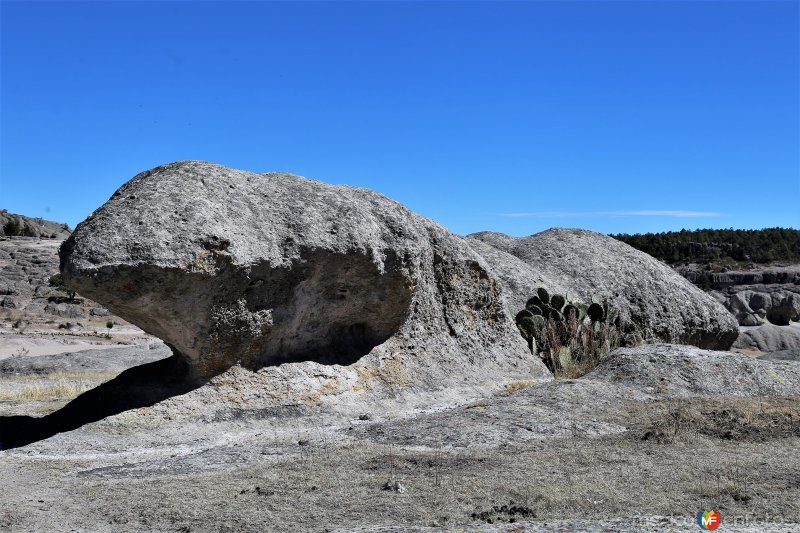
[60,161,544,385]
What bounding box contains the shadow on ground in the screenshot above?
[0,354,204,450]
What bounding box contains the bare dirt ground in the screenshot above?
[1,344,799,532]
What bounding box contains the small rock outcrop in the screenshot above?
[733,324,800,352]
[678,264,800,289]
[587,344,800,397]
[0,210,70,239]
[0,237,111,319]
[467,229,739,350]
[711,287,800,326]
[60,161,548,387]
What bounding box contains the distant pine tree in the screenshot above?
[611,228,800,265]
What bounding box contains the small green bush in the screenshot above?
[48,273,76,301]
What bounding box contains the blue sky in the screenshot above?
[1,1,798,236]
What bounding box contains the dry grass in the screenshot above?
[636,396,800,443]
[0,380,94,401]
[537,314,626,379]
[0,371,119,401]
[504,380,535,393]
[73,398,800,532]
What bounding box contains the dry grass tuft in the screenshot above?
[504,381,534,394]
[0,371,119,401]
[537,314,627,379]
[0,379,94,401]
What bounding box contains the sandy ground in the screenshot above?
[0,335,134,360]
[0,318,157,360]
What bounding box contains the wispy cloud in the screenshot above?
[500,210,723,218]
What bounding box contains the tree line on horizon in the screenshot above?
[611,227,800,265]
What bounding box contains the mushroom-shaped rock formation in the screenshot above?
[467,228,739,350]
[60,161,548,387]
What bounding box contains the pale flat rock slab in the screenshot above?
[586,343,800,397]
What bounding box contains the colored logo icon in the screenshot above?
[697,509,721,530]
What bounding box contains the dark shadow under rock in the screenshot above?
[0,354,203,450]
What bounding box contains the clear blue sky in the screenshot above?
[1,1,798,236]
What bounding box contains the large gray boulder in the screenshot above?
[466,228,739,350]
[60,161,548,388]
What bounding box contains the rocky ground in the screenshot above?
[1,344,799,532]
[0,236,156,361]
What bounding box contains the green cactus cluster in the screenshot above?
[514,288,623,376]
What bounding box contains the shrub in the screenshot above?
[48,273,76,301]
[3,218,22,236]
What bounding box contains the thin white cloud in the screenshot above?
[501,210,723,218]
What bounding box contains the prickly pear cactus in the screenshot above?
[588,302,604,322]
[526,302,543,316]
[526,296,543,310]
[515,313,536,346]
[546,306,563,321]
[558,346,572,369]
[550,294,566,312]
[537,287,550,305]
[516,309,534,323]
[563,304,579,322]
[565,291,583,304]
[516,288,623,376]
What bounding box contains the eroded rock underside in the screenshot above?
[60,161,548,399]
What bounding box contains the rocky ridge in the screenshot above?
[710,286,800,327]
[0,210,70,239]
[678,264,800,289]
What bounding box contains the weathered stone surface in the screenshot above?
[463,238,566,313]
[0,237,114,320]
[467,228,739,349]
[733,324,800,352]
[60,161,548,385]
[712,287,800,326]
[587,343,800,397]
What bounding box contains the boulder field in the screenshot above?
[60,161,738,393]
